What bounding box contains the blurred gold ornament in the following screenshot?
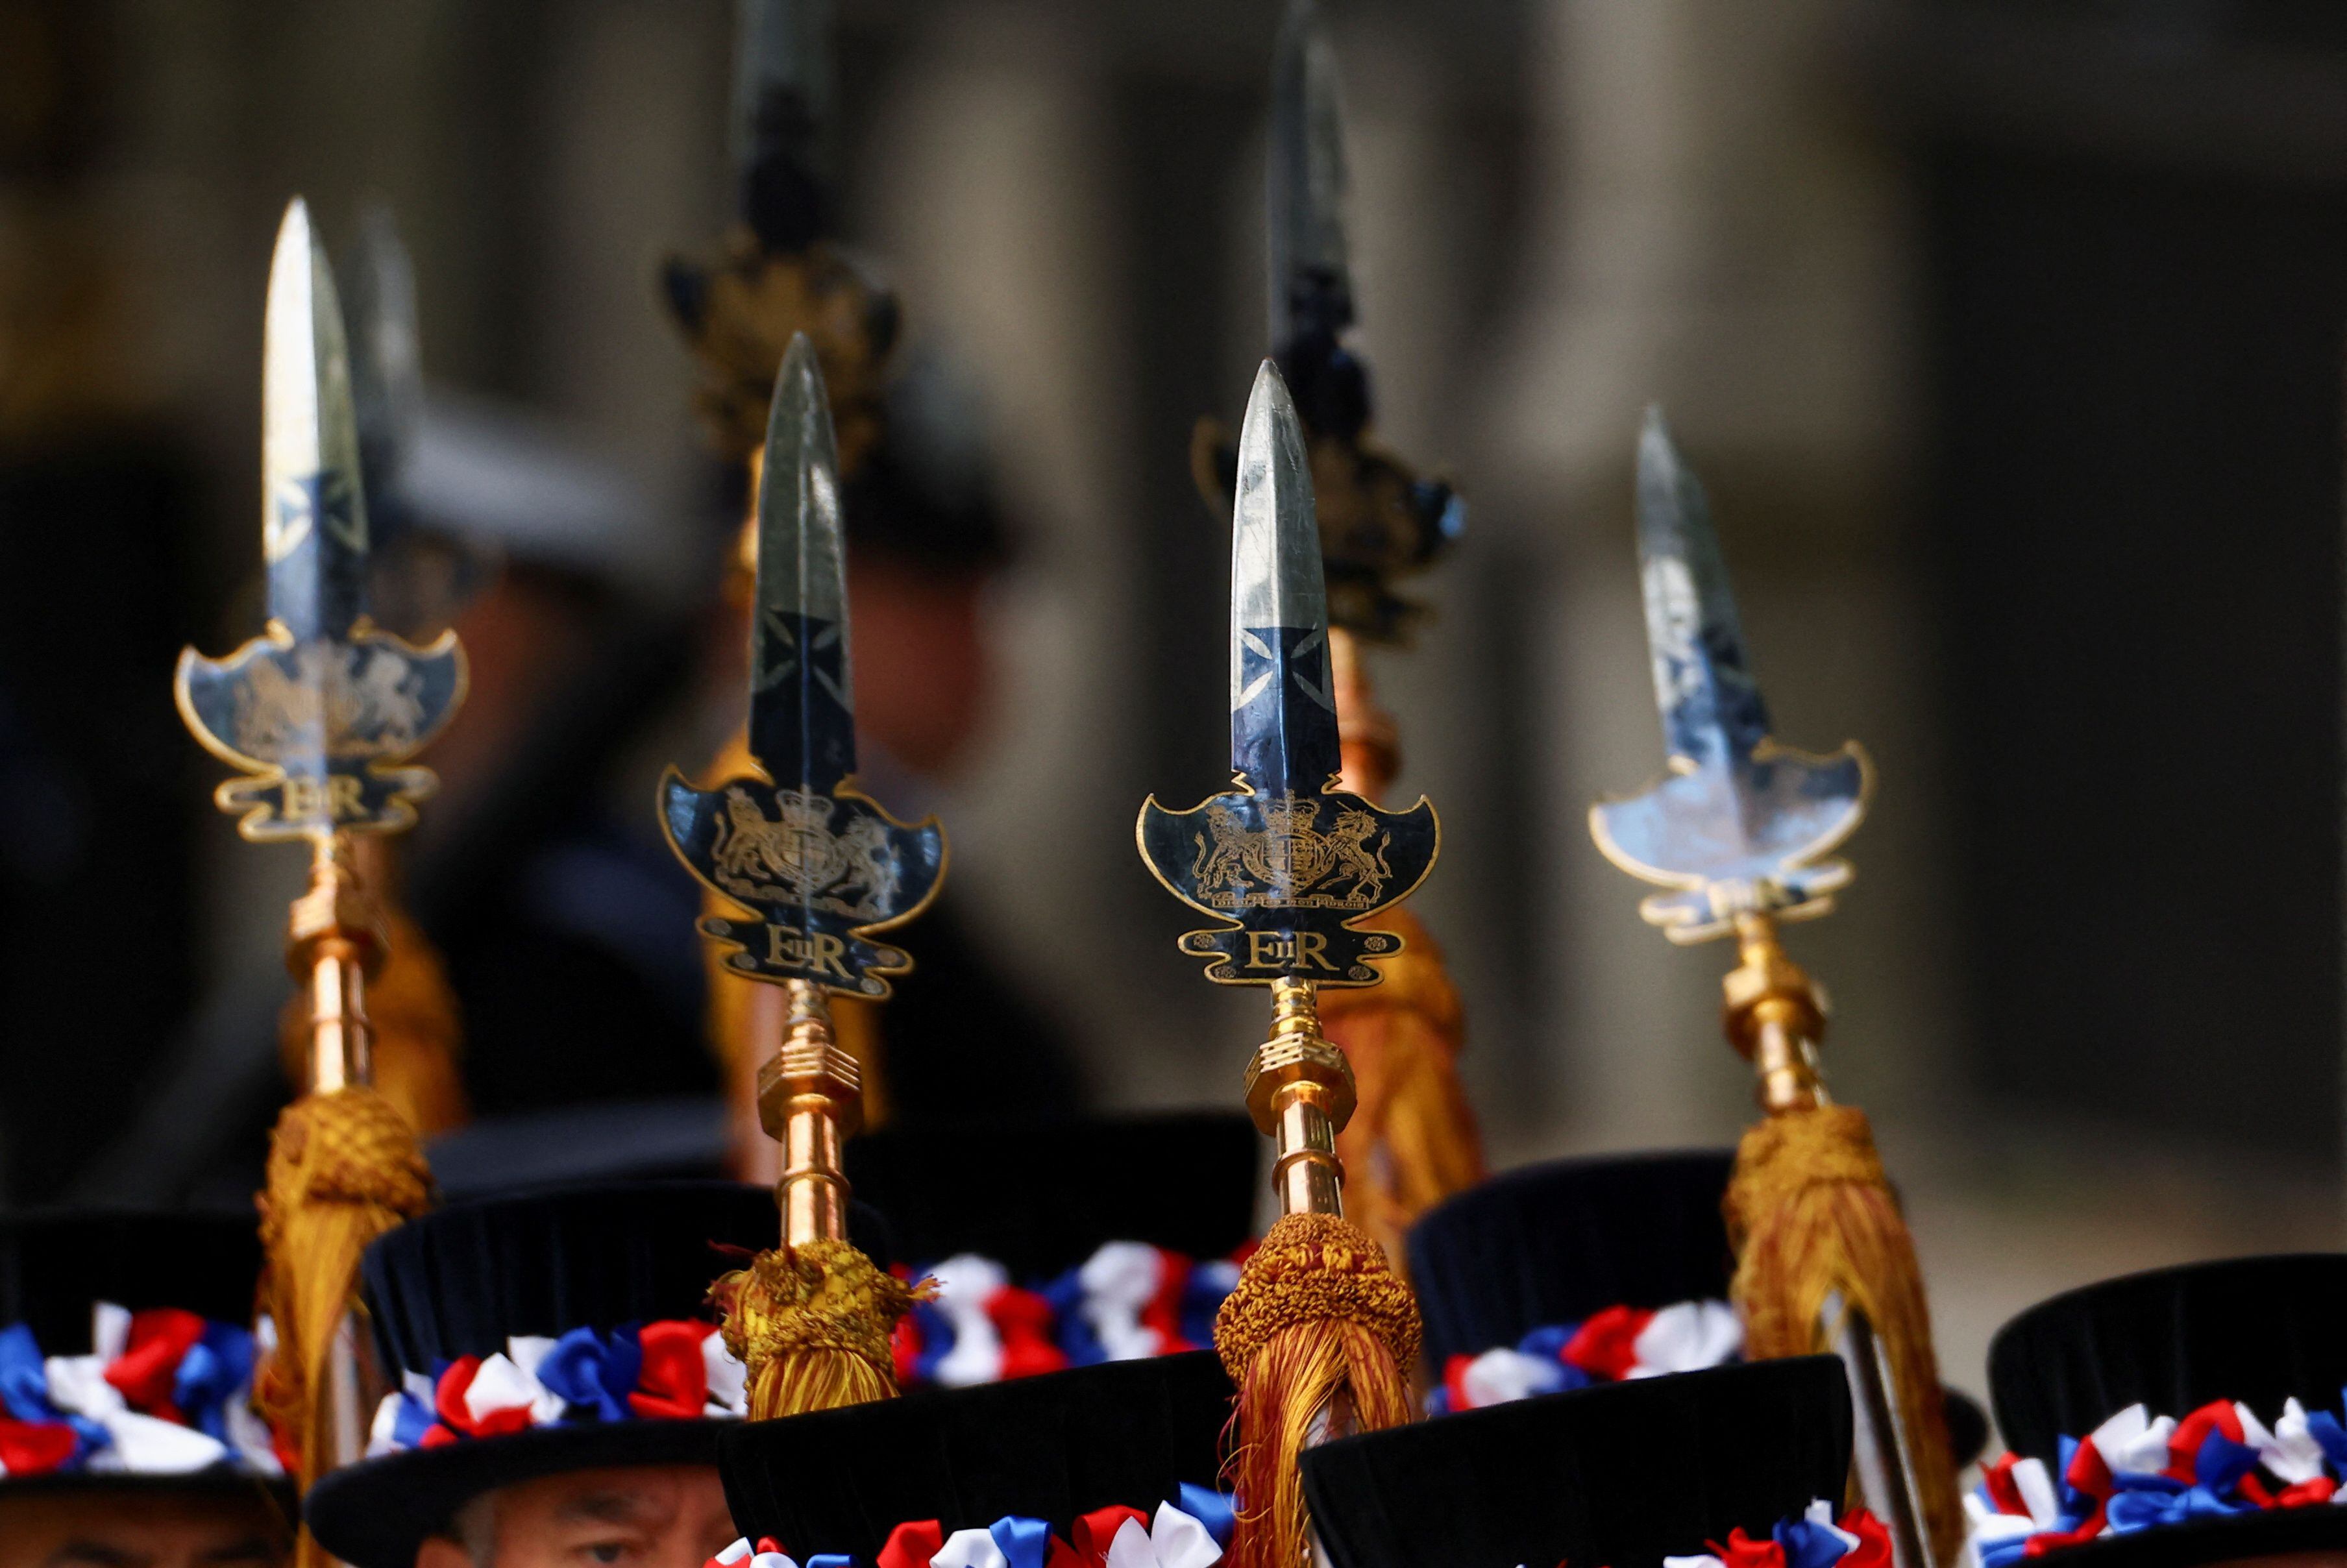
[665,230,896,473]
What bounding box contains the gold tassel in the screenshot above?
[1316,906,1482,1260]
[714,981,907,1419]
[1726,1105,1961,1565]
[1214,1214,1419,1568]
[713,1238,925,1419]
[256,1085,433,1567]
[1314,631,1484,1261]
[1720,915,1961,1567]
[358,905,468,1137]
[1215,981,1424,1568]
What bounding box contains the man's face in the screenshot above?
[0,1488,288,1568]
[417,1465,735,1568]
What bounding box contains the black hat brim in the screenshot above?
[304,1419,728,1568]
[1301,1356,1854,1568]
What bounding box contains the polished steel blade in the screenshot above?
[262,197,369,643]
[1636,406,1769,772]
[345,199,423,499]
[749,331,855,789]
[1590,408,1867,940]
[1267,0,1353,351]
[1229,359,1339,796]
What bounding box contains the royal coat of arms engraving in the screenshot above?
[709,785,901,918]
[230,643,432,764]
[1191,792,1392,911]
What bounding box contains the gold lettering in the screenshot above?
[1240,930,1341,972]
[811,932,852,981]
[280,776,326,822]
[280,772,367,824]
[763,924,855,982]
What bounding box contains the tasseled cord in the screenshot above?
[1214,1213,1421,1568]
[256,1085,434,1568]
[1726,1104,1962,1567]
[713,1239,927,1419]
[1316,906,1484,1260]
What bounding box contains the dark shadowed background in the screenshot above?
[0,0,2341,1395]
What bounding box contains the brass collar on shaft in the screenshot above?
[761,979,862,1247]
[287,835,387,1094]
[1246,977,1358,1217]
[1721,913,1830,1115]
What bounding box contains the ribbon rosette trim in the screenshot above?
[0,1302,282,1478]
[367,1319,748,1452]
[703,1484,1237,1568]
[1963,1395,2347,1568]
[895,1242,1243,1392]
[1653,1500,1891,1568]
[1431,1297,1744,1414]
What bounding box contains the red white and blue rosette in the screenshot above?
[703,1483,1236,1568]
[1428,1298,1744,1413]
[1962,1397,2347,1567]
[895,1243,1241,1391]
[0,1304,281,1478]
[1663,1500,1891,1568]
[365,1319,748,1452]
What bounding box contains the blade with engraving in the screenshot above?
[262,196,369,645]
[1229,358,1341,799]
[661,333,943,997]
[1588,408,1869,942]
[1140,361,1436,985]
[731,0,834,252]
[175,199,464,842]
[748,328,855,790]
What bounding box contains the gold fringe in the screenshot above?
[713,1239,923,1419]
[1214,1214,1420,1568]
[1316,907,1483,1263]
[1726,1105,1961,1567]
[255,1086,433,1568]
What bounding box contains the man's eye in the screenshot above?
[582,1543,628,1565]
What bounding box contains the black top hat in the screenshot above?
[717,1351,1233,1562]
[1301,1354,1855,1568]
[1408,1151,1990,1463]
[1407,1148,1738,1367]
[0,1210,286,1500]
[845,1112,1259,1278]
[1976,1253,2347,1568]
[305,1181,887,1568]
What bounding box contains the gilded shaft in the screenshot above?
[287,836,386,1093]
[759,979,861,1247]
[1246,977,1356,1217]
[1723,913,1828,1115]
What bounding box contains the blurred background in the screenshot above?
[1,0,2342,1406]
